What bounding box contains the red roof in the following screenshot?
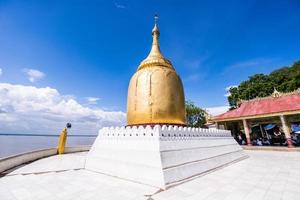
[215,92,300,121]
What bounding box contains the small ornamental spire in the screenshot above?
[148,14,161,58]
[152,14,160,36]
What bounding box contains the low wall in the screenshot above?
[85,125,247,189]
[0,145,91,173]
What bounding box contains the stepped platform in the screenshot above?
[85,125,247,189]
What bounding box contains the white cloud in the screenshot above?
[205,106,229,116]
[225,85,238,91]
[114,2,126,9]
[23,68,45,82]
[228,58,276,69]
[0,83,126,135]
[85,97,101,105]
[185,59,202,70]
[185,74,200,82]
[0,68,2,76]
[184,54,210,70]
[224,85,238,97]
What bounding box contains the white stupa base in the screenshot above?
[85,125,247,189]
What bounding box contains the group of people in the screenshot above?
[235,126,300,147]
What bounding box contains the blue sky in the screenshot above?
[0,0,300,112]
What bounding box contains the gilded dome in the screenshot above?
[127,17,186,126]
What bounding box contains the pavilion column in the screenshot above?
[280,115,294,148]
[216,122,219,129]
[242,119,252,146]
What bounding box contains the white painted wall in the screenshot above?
[85,125,247,189]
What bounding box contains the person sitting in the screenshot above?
[291,133,300,146]
[237,134,243,145]
[273,127,284,145]
[262,138,270,145]
[257,138,263,146]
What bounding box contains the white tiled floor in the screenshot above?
[8,152,87,175]
[1,150,300,200]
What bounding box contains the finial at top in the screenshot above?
[154,14,159,25]
[152,14,160,35]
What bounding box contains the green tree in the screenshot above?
[228,61,300,109]
[185,101,207,127]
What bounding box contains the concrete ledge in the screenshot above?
[65,145,91,153]
[0,145,91,173]
[242,145,300,152]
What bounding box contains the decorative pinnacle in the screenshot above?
[152,14,160,36]
[154,14,159,25]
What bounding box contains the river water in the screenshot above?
[0,134,97,158]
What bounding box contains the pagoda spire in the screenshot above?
[149,14,162,58]
[138,15,173,70]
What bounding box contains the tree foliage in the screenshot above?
[228,61,300,109]
[185,101,207,127]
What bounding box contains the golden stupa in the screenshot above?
[127,16,186,126]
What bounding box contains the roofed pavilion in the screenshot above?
[213,89,300,148]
